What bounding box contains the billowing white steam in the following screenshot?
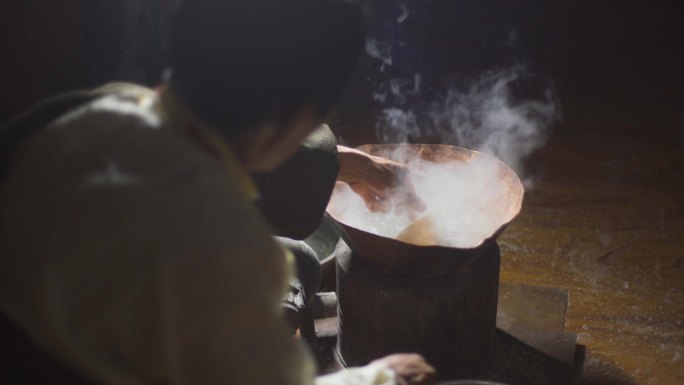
[379,67,561,178]
[329,152,509,248]
[432,69,559,175]
[337,37,560,247]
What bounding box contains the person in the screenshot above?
[0,1,434,385]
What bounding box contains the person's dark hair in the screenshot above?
[169,0,366,135]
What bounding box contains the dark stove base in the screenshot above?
[312,279,580,385]
[336,240,501,380]
[315,328,578,385]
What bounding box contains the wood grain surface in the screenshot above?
[495,92,684,385]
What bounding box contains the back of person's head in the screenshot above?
[169,0,366,135]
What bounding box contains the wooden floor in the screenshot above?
[495,85,684,385]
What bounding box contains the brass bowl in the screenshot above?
[326,144,523,276]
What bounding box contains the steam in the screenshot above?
[341,69,559,246]
[373,74,422,107]
[336,18,561,247]
[377,67,561,179]
[396,4,409,24]
[430,68,560,174]
[329,153,510,248]
[365,38,392,71]
[377,108,419,143]
[331,67,559,246]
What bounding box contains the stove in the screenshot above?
[326,144,524,379]
[336,239,500,378]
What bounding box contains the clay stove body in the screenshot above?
[327,144,524,379]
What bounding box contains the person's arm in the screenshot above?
[336,145,425,216]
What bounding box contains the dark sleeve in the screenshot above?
[254,124,340,240]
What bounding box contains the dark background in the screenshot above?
[1,0,682,128]
[332,0,684,144]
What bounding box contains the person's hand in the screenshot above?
[371,353,436,385]
[336,145,425,217]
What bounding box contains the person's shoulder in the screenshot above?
[2,85,284,272]
[3,82,245,225]
[3,81,282,254]
[15,84,218,186]
[50,82,163,137]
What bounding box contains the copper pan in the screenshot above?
[326,144,524,277]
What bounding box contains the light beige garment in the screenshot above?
[0,84,392,385]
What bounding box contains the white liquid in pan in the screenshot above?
[329,156,507,248]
